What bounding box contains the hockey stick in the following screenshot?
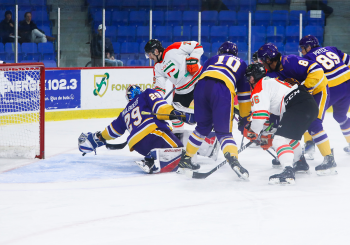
[105,141,128,150]
[164,86,176,100]
[141,111,186,118]
[189,123,274,179]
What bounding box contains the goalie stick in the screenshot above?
[187,123,274,179]
[141,111,186,118]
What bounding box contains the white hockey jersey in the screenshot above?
[153,41,204,95]
[250,76,298,133]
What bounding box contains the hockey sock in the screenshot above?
[303,131,313,143]
[216,134,238,158]
[172,119,184,129]
[290,140,302,162]
[186,130,205,157]
[339,118,350,143]
[311,130,332,156]
[273,135,294,167]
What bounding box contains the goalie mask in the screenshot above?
[125,84,143,101]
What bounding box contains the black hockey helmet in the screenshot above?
[144,39,164,56]
[245,63,266,84]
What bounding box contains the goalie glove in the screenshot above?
[186,57,199,75]
[78,131,106,155]
[170,110,196,125]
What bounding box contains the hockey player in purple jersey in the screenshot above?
[257,43,337,175]
[299,35,350,157]
[78,85,195,174]
[177,41,251,180]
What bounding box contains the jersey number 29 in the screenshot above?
[124,107,142,132]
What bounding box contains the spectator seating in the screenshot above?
[289,10,307,26]
[210,26,228,43]
[152,10,164,26]
[136,26,150,43]
[165,11,182,26]
[202,11,218,26]
[304,25,324,44]
[173,26,191,42]
[251,26,266,43]
[237,11,253,26]
[117,26,135,42]
[112,11,129,26]
[129,11,149,26]
[285,42,299,55]
[218,11,237,26]
[272,10,289,26]
[192,26,210,42]
[267,26,285,43]
[22,43,40,61]
[106,26,117,42]
[240,0,257,11]
[255,10,271,27]
[154,26,173,42]
[307,10,325,26]
[182,11,198,26]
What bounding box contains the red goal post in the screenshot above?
[0,62,45,159]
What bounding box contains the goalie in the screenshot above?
[78,85,219,174]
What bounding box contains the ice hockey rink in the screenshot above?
[0,114,350,245]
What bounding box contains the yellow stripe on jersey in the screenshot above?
[230,91,234,132]
[317,86,328,120]
[307,63,317,73]
[325,65,350,87]
[101,129,113,140]
[239,102,251,118]
[156,104,174,120]
[199,70,237,96]
[152,129,179,148]
[128,123,158,151]
[305,69,328,95]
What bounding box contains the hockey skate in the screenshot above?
[224,152,249,180]
[303,140,315,160]
[269,166,295,185]
[177,150,200,174]
[315,149,337,176]
[344,143,350,155]
[135,159,155,174]
[293,155,310,174]
[272,158,282,168]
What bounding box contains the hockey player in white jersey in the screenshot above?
[243,64,319,184]
[144,39,204,129]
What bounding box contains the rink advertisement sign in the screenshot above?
[0,70,40,113]
[81,68,155,110]
[45,70,81,110]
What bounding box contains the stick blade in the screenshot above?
[105,141,128,150]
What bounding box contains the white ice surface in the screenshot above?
[1,114,350,245]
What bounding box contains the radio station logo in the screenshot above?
[93,73,109,97]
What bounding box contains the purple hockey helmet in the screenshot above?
[257,43,281,64]
[217,41,238,56]
[299,35,320,53]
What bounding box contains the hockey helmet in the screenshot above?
[299,35,320,53]
[245,63,266,85]
[144,39,164,58]
[217,41,238,56]
[257,43,282,71]
[125,84,143,101]
[252,51,258,63]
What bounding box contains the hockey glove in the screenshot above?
[78,131,106,155]
[238,115,251,134]
[170,110,196,125]
[186,57,199,75]
[243,126,258,142]
[260,135,273,150]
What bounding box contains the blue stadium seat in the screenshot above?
[38,43,54,55]
[229,26,247,43]
[165,11,182,26]
[201,11,218,26]
[240,0,257,11]
[127,59,144,66]
[136,26,150,43]
[172,1,188,11]
[5,43,14,53]
[201,53,209,65]
[154,26,173,42]
[129,11,149,26]
[304,25,324,44]
[139,41,147,54]
[285,26,300,43]
[192,26,210,42]
[120,0,139,11]
[138,0,152,11]
[289,10,307,26]
[21,43,38,54]
[112,11,129,26]
[31,10,49,21]
[105,0,123,10]
[201,42,211,55]
[212,42,222,54]
[274,42,284,54]
[307,10,325,27]
[121,42,139,54]
[274,0,289,4]
[237,42,248,52]
[188,0,201,10]
[117,26,136,42]
[112,42,121,55]
[153,0,169,10]
[251,26,266,43]
[183,11,198,26]
[254,10,271,27]
[272,10,289,26]
[19,5,34,12]
[106,26,117,42]
[94,11,112,25]
[218,11,237,26]
[173,26,191,42]
[222,0,239,11]
[162,42,173,49]
[251,42,265,54]
[40,26,52,36]
[238,52,248,61]
[285,42,299,55]
[237,11,253,26]
[31,0,46,6]
[43,60,57,67]
[88,0,103,7]
[258,0,272,4]
[210,26,228,43]
[266,26,285,43]
[152,11,164,26]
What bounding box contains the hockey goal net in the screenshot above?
[0,63,45,159]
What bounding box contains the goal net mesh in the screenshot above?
[0,66,42,158]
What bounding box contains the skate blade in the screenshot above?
[233,167,249,180]
[295,170,311,174]
[272,164,283,169]
[135,161,151,173]
[316,168,338,176]
[269,178,295,185]
[176,168,197,178]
